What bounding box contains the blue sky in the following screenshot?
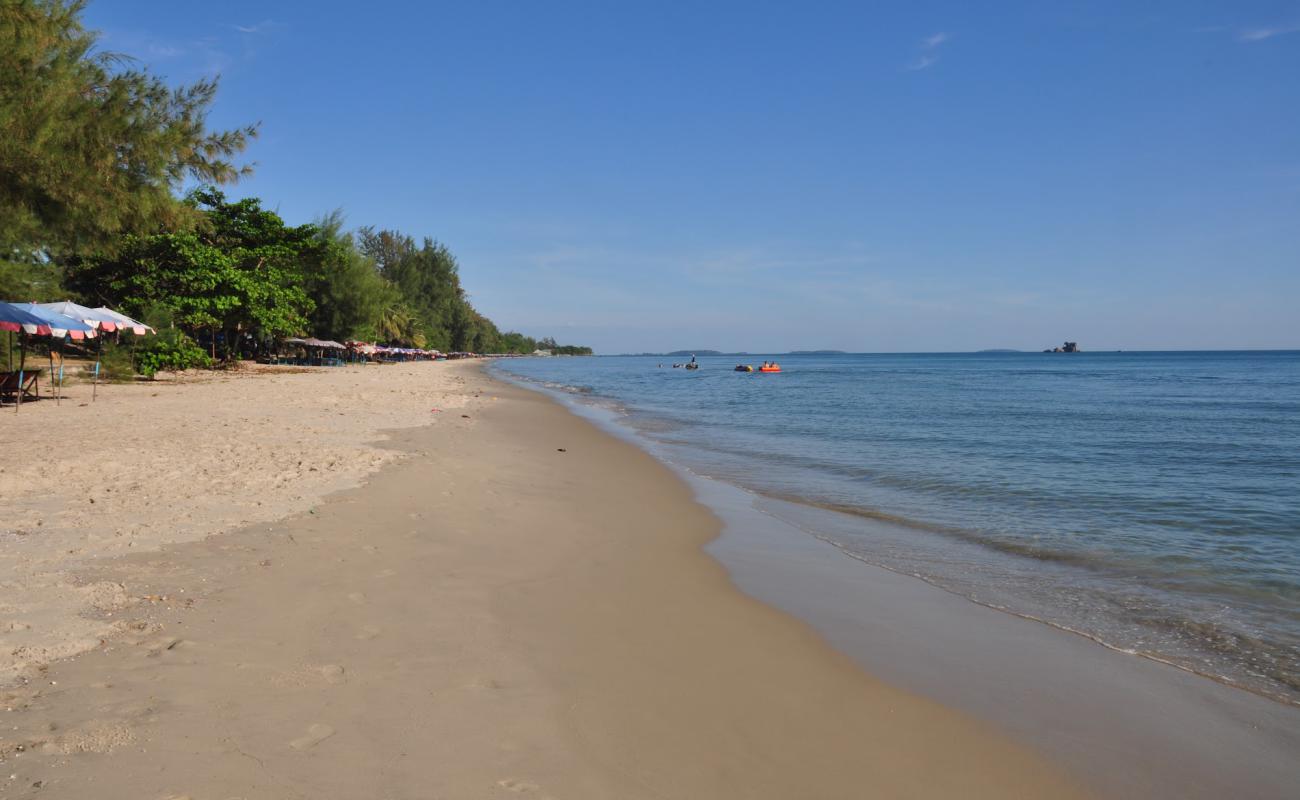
[87,1,1299,352]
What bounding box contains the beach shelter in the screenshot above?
[37,301,122,401]
[94,307,155,335]
[12,304,95,405]
[0,301,53,336]
[11,303,95,340]
[36,300,122,331]
[0,302,54,412]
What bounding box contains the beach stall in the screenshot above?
[301,338,346,366]
[273,337,347,366]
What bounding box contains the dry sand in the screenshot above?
[0,362,1090,798]
[0,362,473,687]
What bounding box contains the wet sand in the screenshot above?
[0,364,1088,798]
[526,388,1300,800]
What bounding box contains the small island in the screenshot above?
[1044,341,1081,353]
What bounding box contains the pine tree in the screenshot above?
[0,0,257,258]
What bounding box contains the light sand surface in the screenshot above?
[0,362,474,687]
[0,363,1089,798]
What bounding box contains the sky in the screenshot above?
[85,1,1299,353]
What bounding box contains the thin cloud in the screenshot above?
[145,42,183,59]
[1236,25,1300,42]
[906,54,939,71]
[906,31,951,71]
[233,20,277,35]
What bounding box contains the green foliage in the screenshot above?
[358,229,465,350]
[353,228,562,353]
[0,0,257,258]
[531,336,591,355]
[0,258,64,300]
[96,339,136,382]
[551,344,594,356]
[0,2,589,360]
[299,211,391,342]
[134,327,211,377]
[67,189,314,357]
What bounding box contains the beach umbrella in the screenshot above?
[36,300,122,331]
[11,303,95,340]
[0,301,53,336]
[0,302,54,413]
[12,305,95,405]
[37,301,121,401]
[93,307,155,335]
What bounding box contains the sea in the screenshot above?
[491,351,1300,705]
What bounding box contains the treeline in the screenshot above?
[0,0,588,365]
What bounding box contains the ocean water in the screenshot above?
[492,352,1300,704]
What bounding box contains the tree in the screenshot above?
[358,228,468,351]
[354,226,590,353]
[67,189,314,357]
[299,211,391,342]
[0,0,257,258]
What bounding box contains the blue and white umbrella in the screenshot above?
[10,305,96,406]
[37,300,123,332]
[0,301,53,336]
[1,303,54,411]
[94,307,154,335]
[10,303,95,339]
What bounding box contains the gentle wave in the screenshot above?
[493,352,1300,704]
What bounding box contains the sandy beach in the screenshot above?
[0,361,1092,798]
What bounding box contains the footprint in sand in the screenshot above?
[289,723,336,750]
[497,779,541,793]
[320,664,346,684]
[347,592,367,605]
[355,625,382,641]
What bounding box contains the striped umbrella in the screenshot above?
[0,301,53,336]
[12,304,96,406]
[94,307,155,335]
[0,302,52,412]
[36,301,122,401]
[11,303,95,339]
[37,300,122,332]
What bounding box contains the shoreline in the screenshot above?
[0,362,1090,798]
[495,365,1300,799]
[489,357,1300,708]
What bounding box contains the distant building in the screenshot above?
[532,349,553,356]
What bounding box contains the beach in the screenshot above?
[0,361,1093,798]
